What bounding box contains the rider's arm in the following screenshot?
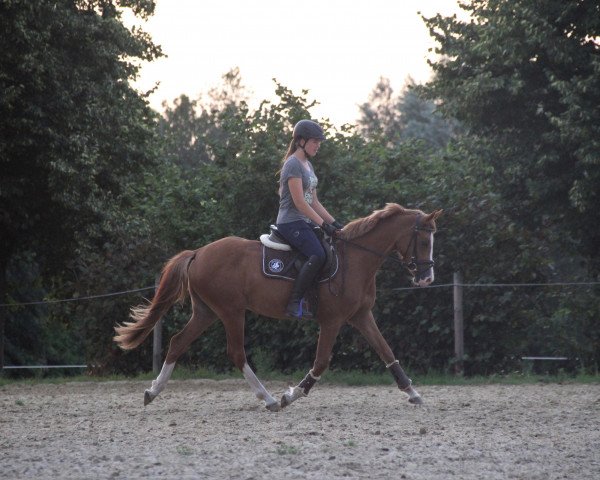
[288,177,325,225]
[310,189,335,224]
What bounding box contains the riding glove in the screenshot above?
[332,220,345,230]
[321,222,338,237]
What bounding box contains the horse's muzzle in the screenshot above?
[413,276,433,287]
[412,265,434,287]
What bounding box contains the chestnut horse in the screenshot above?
[114,203,441,411]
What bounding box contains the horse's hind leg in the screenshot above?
[349,309,423,405]
[144,298,217,406]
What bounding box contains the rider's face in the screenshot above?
[304,138,321,157]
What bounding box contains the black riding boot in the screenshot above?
[285,255,324,319]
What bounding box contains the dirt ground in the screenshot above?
[1,379,599,479]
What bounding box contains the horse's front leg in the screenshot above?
[280,369,321,408]
[242,363,281,412]
[221,313,281,412]
[349,310,423,405]
[281,323,340,408]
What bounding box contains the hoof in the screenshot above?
[144,390,156,406]
[265,401,281,412]
[280,386,304,409]
[409,395,423,405]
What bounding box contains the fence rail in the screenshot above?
[1,276,598,373]
[0,287,154,308]
[521,357,568,361]
[2,365,87,370]
[1,281,599,308]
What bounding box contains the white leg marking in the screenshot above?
[281,386,305,406]
[404,385,423,405]
[242,363,280,411]
[417,232,435,287]
[148,362,175,396]
[429,232,435,283]
[281,369,320,408]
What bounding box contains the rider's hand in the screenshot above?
[332,220,345,230]
[321,222,338,237]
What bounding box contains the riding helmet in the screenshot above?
[293,120,325,141]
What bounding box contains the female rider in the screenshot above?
[276,119,343,319]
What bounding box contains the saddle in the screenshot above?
[259,225,339,317]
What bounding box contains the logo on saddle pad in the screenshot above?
[268,258,285,273]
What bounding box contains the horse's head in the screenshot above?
[397,210,442,287]
[340,204,442,287]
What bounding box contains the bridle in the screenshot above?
[400,214,435,277]
[335,214,435,277]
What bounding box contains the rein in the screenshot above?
[334,215,435,276]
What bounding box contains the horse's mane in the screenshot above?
[340,203,423,241]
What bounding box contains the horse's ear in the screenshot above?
[425,209,443,222]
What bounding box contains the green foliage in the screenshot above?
[3,253,84,373]
[421,0,600,276]
[358,77,458,149]
[415,0,600,373]
[0,0,163,370]
[0,0,162,266]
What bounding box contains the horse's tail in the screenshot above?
[114,250,196,350]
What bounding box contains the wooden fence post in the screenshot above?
[0,312,4,371]
[453,271,464,375]
[152,276,162,374]
[152,320,162,374]
[0,266,6,371]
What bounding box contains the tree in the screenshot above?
[358,77,457,149]
[419,0,600,372]
[358,77,401,142]
[0,0,162,367]
[421,0,600,276]
[159,68,250,169]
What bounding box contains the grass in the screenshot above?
[0,366,231,387]
[415,371,600,386]
[1,365,598,388]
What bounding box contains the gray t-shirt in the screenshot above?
[276,155,318,224]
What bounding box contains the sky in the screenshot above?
[126,0,464,127]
